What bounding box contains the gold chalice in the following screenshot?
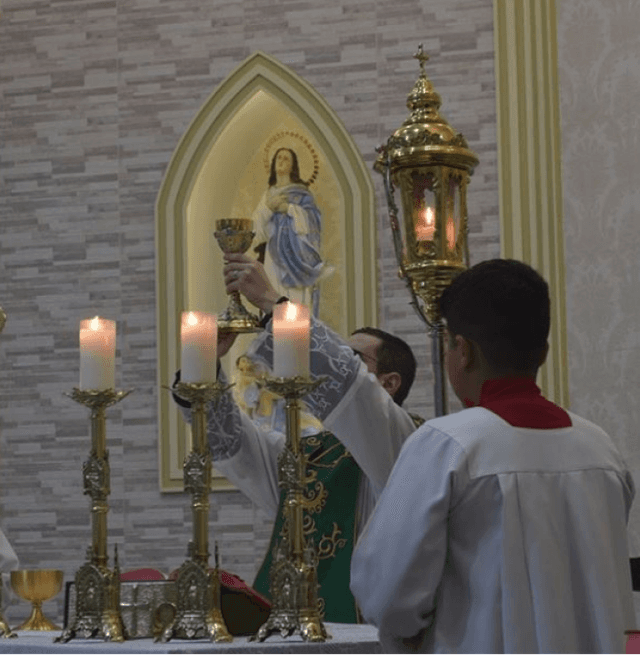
[11,569,63,631]
[214,218,262,334]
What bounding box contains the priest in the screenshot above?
[350,259,635,653]
[174,254,420,622]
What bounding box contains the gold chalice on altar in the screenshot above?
[11,569,63,631]
[214,218,262,333]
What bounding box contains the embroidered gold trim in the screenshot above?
[317,523,348,561]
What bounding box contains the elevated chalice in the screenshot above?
[11,569,63,631]
[214,218,262,334]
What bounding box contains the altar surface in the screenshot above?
[0,624,381,654]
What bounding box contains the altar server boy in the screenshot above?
[351,259,635,653]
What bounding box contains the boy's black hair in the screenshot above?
[439,259,550,373]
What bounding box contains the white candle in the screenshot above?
[181,311,217,383]
[415,206,435,241]
[79,317,116,390]
[273,302,310,378]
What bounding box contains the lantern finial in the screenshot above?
[413,44,429,76]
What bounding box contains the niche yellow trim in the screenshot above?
[156,52,377,491]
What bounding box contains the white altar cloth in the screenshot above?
[0,624,381,654]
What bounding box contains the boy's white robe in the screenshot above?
[351,407,635,653]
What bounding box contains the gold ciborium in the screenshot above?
[11,569,63,631]
[214,218,262,334]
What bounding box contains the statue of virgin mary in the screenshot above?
[251,145,330,317]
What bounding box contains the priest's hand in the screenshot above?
[223,253,282,314]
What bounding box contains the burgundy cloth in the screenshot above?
[120,568,166,581]
[168,567,271,635]
[464,378,572,429]
[167,567,269,608]
[219,570,270,609]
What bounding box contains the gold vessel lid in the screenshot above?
[375,45,479,174]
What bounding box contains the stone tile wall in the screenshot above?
[0,0,498,624]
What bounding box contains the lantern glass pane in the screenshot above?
[447,175,462,251]
[411,171,436,242]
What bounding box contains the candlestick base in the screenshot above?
[156,560,231,643]
[0,612,15,639]
[55,558,125,643]
[251,536,329,643]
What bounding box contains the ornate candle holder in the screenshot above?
[214,218,262,334]
[0,586,16,639]
[158,381,232,643]
[56,387,132,643]
[252,376,329,644]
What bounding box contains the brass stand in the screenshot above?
[158,381,232,643]
[56,388,132,643]
[0,586,16,639]
[252,376,329,643]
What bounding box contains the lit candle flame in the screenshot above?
[416,207,436,241]
[426,207,434,226]
[285,302,298,321]
[187,312,198,326]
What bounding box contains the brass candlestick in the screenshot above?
[214,218,262,334]
[252,376,329,643]
[56,387,132,643]
[158,381,232,643]
[0,586,16,639]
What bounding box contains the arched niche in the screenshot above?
[156,52,377,491]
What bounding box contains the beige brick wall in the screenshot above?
[0,0,498,624]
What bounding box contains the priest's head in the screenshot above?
[349,327,417,406]
[439,259,550,405]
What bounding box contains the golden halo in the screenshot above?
[263,131,320,186]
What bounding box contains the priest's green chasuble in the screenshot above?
[253,430,361,623]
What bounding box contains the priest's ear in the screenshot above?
[377,371,402,401]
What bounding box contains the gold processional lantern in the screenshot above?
[375,45,478,416]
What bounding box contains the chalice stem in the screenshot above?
[20,601,60,631]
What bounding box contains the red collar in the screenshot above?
[465,378,572,429]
